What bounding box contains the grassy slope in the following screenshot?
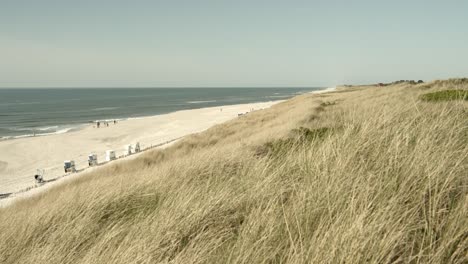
[1,80,467,263]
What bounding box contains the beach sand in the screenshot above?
[0,101,280,196]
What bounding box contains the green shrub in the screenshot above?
[291,126,331,141]
[420,90,468,102]
[320,101,336,107]
[255,127,333,157]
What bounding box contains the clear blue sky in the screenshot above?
[1,0,467,87]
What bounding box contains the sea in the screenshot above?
[0,87,324,140]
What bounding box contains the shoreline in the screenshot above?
[0,99,286,205]
[0,87,335,207]
[0,90,320,142]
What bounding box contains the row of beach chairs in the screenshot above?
[35,142,141,184]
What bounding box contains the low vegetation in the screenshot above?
[420,89,468,102]
[255,127,333,158]
[0,80,467,263]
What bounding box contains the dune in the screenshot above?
[0,80,466,263]
[0,101,280,195]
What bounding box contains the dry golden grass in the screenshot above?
[1,80,467,263]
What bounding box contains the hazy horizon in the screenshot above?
[0,86,324,89]
[1,1,467,88]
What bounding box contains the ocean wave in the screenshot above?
[268,95,291,98]
[9,127,35,132]
[0,101,40,106]
[0,125,83,141]
[36,126,59,131]
[92,107,120,111]
[6,125,59,132]
[93,118,126,123]
[186,100,217,104]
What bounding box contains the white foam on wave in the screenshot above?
[93,118,126,123]
[0,101,40,106]
[268,95,291,98]
[186,100,217,104]
[92,107,120,111]
[0,125,84,141]
[9,127,34,132]
[36,126,59,131]
[7,125,60,133]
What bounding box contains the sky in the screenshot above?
[0,0,467,88]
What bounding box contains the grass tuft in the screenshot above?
[255,127,334,158]
[420,89,468,102]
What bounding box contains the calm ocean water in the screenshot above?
[0,87,323,139]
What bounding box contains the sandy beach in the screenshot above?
[0,101,280,196]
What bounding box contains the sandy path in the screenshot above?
[0,101,279,195]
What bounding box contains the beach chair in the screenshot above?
[106,150,116,161]
[124,145,133,156]
[34,169,45,184]
[88,153,98,166]
[133,142,141,153]
[64,160,76,173]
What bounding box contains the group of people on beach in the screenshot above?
[95,120,117,128]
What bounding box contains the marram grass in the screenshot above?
[420,89,468,102]
[0,80,467,264]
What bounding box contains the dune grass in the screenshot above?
[420,89,468,102]
[0,80,467,263]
